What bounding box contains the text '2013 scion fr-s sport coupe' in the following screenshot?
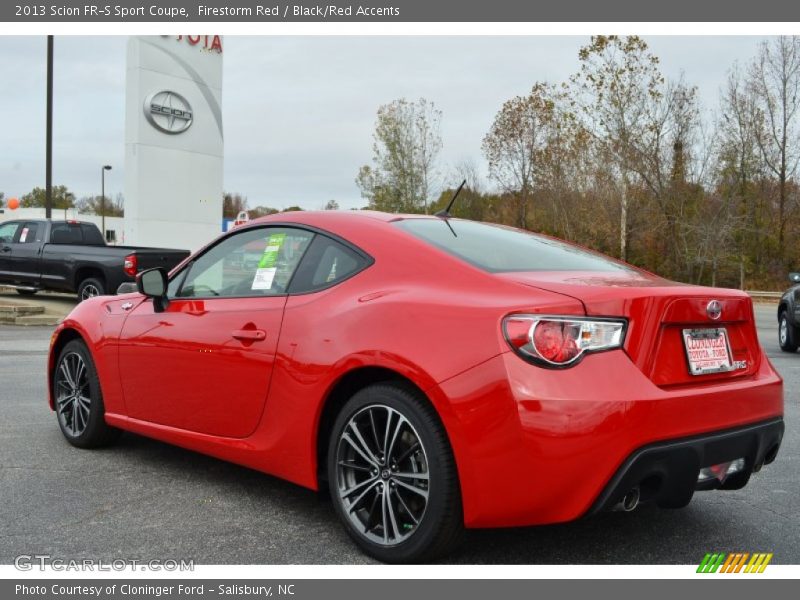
[47,211,784,562]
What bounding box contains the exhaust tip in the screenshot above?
[621,487,640,512]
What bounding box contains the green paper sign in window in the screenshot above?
[252,233,286,290]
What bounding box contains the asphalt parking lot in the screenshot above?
[0,304,797,565]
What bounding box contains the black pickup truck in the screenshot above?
[0,219,190,301]
[779,272,800,352]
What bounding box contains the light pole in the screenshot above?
[45,35,53,219]
[101,165,112,241]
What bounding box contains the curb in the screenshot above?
[0,303,60,326]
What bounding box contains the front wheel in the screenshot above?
[327,383,464,563]
[779,310,799,352]
[53,339,121,448]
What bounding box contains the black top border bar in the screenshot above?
[2,0,799,23]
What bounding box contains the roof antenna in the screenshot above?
[434,179,467,219]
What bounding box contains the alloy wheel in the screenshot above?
[335,404,429,546]
[81,284,100,300]
[780,317,788,346]
[55,352,91,437]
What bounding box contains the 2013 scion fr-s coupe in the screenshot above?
[47,210,784,562]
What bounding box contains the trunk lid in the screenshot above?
[497,270,761,387]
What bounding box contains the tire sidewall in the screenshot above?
[779,311,798,352]
[327,384,458,563]
[78,277,105,301]
[54,340,108,448]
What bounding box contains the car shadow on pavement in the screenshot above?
[96,430,763,565]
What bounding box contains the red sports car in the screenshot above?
[47,211,784,562]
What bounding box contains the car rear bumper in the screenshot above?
[432,349,784,528]
[587,417,784,514]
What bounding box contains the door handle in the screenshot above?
[0,246,10,253]
[232,329,266,341]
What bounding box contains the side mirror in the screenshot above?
[136,268,169,312]
[790,272,800,284]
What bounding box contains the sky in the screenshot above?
[0,35,771,211]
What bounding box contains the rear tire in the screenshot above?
[77,277,105,302]
[53,339,121,448]
[779,310,799,352]
[16,289,37,296]
[327,383,464,563]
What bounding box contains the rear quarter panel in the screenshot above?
[253,221,585,489]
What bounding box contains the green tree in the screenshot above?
[324,199,340,210]
[430,160,493,222]
[482,82,563,229]
[20,185,75,210]
[356,98,442,214]
[76,193,124,217]
[248,205,279,219]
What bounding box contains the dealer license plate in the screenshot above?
[682,328,733,376]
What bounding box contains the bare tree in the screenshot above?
[452,158,483,195]
[571,36,667,260]
[715,65,769,285]
[223,192,248,219]
[749,36,800,251]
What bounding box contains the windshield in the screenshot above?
[395,219,633,273]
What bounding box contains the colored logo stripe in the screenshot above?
[697,552,773,573]
[697,553,726,573]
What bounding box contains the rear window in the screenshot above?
[49,222,104,245]
[81,224,105,245]
[395,219,632,273]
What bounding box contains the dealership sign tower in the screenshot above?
[124,35,223,252]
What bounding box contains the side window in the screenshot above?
[81,224,105,245]
[0,222,20,244]
[172,227,314,299]
[289,235,369,294]
[50,223,83,244]
[18,222,39,244]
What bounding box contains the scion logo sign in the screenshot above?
[706,300,723,321]
[144,91,193,134]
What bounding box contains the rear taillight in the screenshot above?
[503,315,626,367]
[123,254,138,278]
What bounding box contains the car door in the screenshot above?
[0,221,21,282]
[7,221,44,286]
[794,284,800,323]
[117,225,315,438]
[41,222,84,291]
